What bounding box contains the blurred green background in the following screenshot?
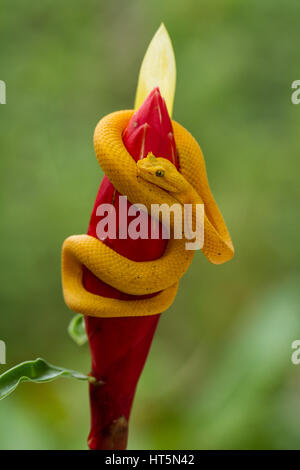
[1,0,300,450]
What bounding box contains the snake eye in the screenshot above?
[155,169,164,177]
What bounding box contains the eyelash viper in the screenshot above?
[61,110,234,318]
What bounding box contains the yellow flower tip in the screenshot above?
[134,23,176,118]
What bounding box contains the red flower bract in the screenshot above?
[83,87,178,450]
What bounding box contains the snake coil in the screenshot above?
[62,110,234,318]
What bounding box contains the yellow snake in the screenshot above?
[62,110,234,318]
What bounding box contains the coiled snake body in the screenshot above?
[62,110,234,318]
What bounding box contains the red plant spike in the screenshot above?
[84,87,178,450]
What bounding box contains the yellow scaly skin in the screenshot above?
[62,110,234,318]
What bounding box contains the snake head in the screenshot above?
[137,152,187,193]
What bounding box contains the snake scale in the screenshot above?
[62,110,234,318]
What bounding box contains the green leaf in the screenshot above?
[0,358,92,400]
[68,314,87,346]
